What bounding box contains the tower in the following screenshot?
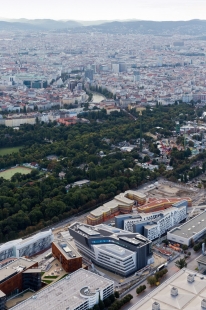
[139,111,143,152]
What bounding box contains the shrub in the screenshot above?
[136,285,146,295]
[104,298,111,307]
[114,291,119,298]
[99,300,105,310]
[147,276,156,286]
[109,294,115,303]
[182,244,188,251]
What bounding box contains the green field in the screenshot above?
[0,146,22,156]
[0,167,32,180]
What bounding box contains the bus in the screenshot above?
[156,263,167,272]
[44,252,52,259]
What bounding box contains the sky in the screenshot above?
[1,0,206,21]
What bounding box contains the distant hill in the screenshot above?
[1,18,206,34]
[0,19,82,31]
[81,19,206,35]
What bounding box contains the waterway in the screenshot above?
[91,92,106,103]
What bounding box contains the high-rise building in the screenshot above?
[85,69,94,81]
[133,70,140,82]
[112,63,120,73]
[119,62,127,72]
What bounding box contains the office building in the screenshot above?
[52,240,82,273]
[119,62,127,72]
[87,190,146,225]
[115,200,188,241]
[11,269,114,310]
[0,230,53,262]
[112,63,120,73]
[133,70,140,82]
[0,258,39,297]
[167,210,206,246]
[69,223,153,277]
[85,69,94,81]
[137,197,192,213]
[129,268,206,310]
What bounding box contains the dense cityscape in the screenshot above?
[1,10,206,310]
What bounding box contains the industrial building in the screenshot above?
[115,200,188,241]
[0,230,53,261]
[129,268,206,310]
[87,190,146,225]
[69,223,153,277]
[167,210,206,246]
[52,240,82,273]
[10,269,114,310]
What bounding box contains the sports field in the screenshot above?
[0,167,32,180]
[0,146,22,156]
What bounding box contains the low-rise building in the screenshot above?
[87,190,146,225]
[0,230,53,261]
[10,269,114,310]
[52,240,82,273]
[115,200,188,240]
[0,258,40,298]
[137,197,192,213]
[129,268,206,310]
[167,210,206,246]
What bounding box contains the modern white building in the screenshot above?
[69,223,153,277]
[167,210,206,246]
[129,268,206,310]
[116,201,188,241]
[0,230,53,261]
[11,269,114,310]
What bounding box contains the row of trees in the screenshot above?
[147,268,168,286]
[175,258,187,269]
[90,292,131,310]
[136,285,146,295]
[108,294,133,310]
[90,85,114,99]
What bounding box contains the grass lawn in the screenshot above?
[43,280,53,284]
[58,274,68,281]
[0,146,22,156]
[0,167,32,180]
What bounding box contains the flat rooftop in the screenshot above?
[0,258,37,283]
[94,244,133,259]
[53,240,81,259]
[169,211,206,238]
[129,268,206,310]
[11,269,113,310]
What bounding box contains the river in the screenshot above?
[91,92,106,103]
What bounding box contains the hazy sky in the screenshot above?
[1,0,206,21]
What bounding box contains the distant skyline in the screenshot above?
[1,0,206,21]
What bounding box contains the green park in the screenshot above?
[0,167,32,180]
